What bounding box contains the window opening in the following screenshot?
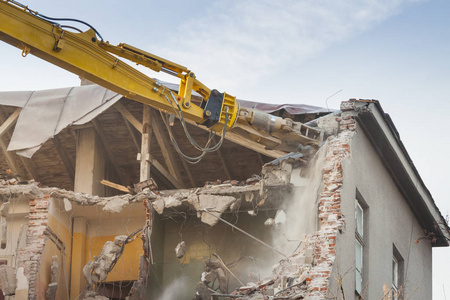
[355,200,364,295]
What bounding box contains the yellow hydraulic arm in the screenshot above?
[0,0,239,132]
[0,0,322,156]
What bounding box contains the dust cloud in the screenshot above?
[158,276,190,300]
[272,142,328,256]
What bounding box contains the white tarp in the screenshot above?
[0,84,122,158]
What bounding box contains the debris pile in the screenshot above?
[0,157,305,299]
[0,169,26,185]
[194,242,314,299]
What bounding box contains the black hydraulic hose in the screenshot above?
[60,25,83,33]
[7,0,104,40]
[34,13,104,40]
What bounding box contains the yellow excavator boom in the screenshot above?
[0,0,322,156]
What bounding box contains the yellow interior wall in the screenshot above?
[85,235,142,282]
[36,214,72,300]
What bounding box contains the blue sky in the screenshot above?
[0,0,449,298]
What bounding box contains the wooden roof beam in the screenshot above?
[91,119,126,184]
[52,135,75,181]
[123,114,141,153]
[0,109,37,180]
[138,106,183,189]
[179,157,196,188]
[183,119,284,158]
[0,108,23,177]
[114,101,143,133]
[0,108,21,138]
[17,156,38,181]
[150,157,183,189]
[150,109,185,187]
[0,139,19,175]
[118,105,179,188]
[168,119,197,187]
[213,136,233,180]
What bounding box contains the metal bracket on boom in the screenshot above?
[201,89,224,128]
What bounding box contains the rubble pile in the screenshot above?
[0,169,28,185]
[195,242,314,299]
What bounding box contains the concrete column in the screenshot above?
[70,217,87,300]
[74,127,106,196]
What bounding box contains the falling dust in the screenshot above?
[158,276,190,300]
[271,141,328,256]
[227,142,330,284]
[156,143,329,298]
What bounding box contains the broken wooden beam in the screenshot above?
[100,179,131,194]
[0,108,21,139]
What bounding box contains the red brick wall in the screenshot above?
[303,104,356,298]
[16,195,50,299]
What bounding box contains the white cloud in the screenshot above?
[152,0,423,94]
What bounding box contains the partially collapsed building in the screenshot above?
[0,82,448,300]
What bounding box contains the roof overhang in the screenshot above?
[353,100,449,247]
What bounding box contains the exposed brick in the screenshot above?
[348,124,357,131]
[16,196,51,300]
[340,101,355,111]
[303,122,355,298]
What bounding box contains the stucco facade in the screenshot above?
[335,121,433,298]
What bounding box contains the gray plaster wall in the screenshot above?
[331,124,432,299]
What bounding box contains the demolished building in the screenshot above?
[0,83,448,300]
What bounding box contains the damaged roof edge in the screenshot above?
[354,100,450,246]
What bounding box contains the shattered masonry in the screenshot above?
[222,102,356,299]
[16,196,50,300]
[302,107,355,298]
[0,104,355,300]
[0,98,445,300]
[0,171,288,299]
